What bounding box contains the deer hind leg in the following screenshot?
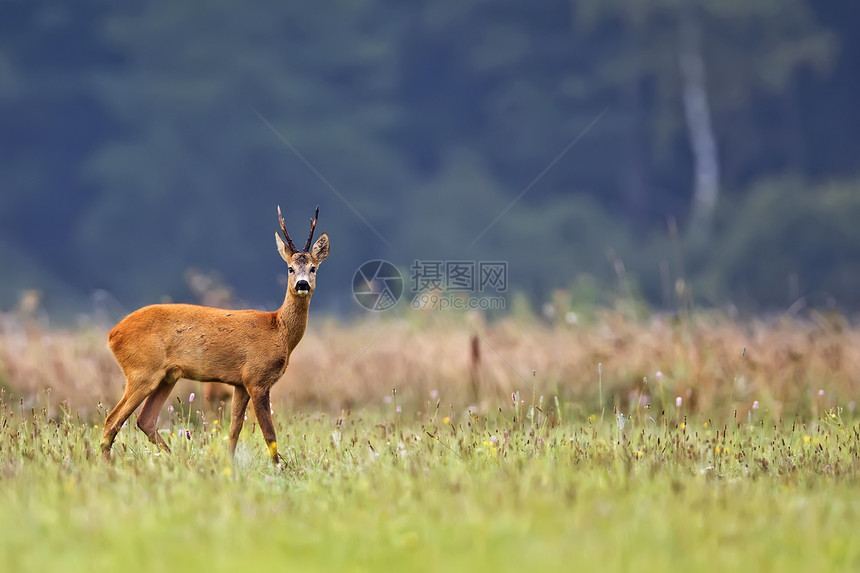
[228,385,251,456]
[136,377,175,452]
[101,372,164,459]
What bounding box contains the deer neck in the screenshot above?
[277,292,311,353]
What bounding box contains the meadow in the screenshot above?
[1,308,859,572]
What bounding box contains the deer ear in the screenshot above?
[312,232,330,263]
[275,231,292,263]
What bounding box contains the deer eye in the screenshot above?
[288,267,295,274]
[310,267,316,273]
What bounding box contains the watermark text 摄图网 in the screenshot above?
[352,260,508,312]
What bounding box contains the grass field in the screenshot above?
[1,391,859,572]
[1,310,859,572]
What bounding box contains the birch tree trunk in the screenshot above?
[679,7,720,236]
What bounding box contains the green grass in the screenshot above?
[1,395,859,573]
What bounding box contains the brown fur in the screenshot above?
[100,212,329,464]
[203,382,232,413]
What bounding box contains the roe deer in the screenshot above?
[101,206,329,464]
[203,382,232,415]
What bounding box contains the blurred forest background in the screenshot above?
[1,1,859,320]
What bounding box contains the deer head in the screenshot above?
[275,205,330,297]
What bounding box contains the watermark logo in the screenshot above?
[352,259,508,312]
[352,260,404,311]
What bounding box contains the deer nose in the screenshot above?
[295,280,310,292]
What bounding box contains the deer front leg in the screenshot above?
[248,385,281,466]
[228,385,250,456]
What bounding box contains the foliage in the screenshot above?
[695,177,860,310]
[0,2,858,313]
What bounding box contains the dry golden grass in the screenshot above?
[0,309,857,420]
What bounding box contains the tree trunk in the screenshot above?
[679,8,720,236]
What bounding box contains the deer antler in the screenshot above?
[277,206,298,253]
[304,206,319,252]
